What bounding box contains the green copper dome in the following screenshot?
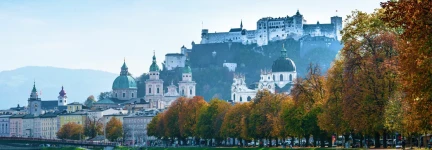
[272,44,296,72]
[112,60,137,89]
[183,59,192,73]
[112,76,137,89]
[149,52,160,72]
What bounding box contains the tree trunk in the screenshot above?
[291,137,295,147]
[305,134,310,147]
[359,134,363,148]
[320,133,325,148]
[383,130,387,148]
[276,138,279,147]
[375,132,381,148]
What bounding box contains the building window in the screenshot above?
[182,89,185,96]
[233,94,236,100]
[190,89,192,95]
[240,97,243,102]
[132,93,134,98]
[157,88,160,94]
[116,93,118,98]
[247,96,252,101]
[149,88,152,94]
[273,75,275,81]
[289,74,292,81]
[280,74,284,81]
[123,93,125,98]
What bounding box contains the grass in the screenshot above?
[141,148,362,150]
[42,147,87,150]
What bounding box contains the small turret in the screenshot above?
[120,58,129,76]
[240,20,243,29]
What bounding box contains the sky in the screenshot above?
[0,0,383,76]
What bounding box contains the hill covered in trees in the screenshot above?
[137,37,342,101]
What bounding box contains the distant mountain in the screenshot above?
[0,66,117,109]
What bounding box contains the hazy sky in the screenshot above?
[0,0,383,76]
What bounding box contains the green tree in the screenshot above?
[98,92,111,101]
[84,95,96,108]
[197,98,231,146]
[106,117,123,142]
[84,116,103,139]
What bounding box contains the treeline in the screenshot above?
[147,1,432,148]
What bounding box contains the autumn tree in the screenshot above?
[317,59,350,142]
[57,122,84,140]
[381,0,432,133]
[178,96,208,144]
[163,97,187,143]
[246,90,286,147]
[84,116,103,139]
[221,102,251,145]
[290,63,326,147]
[106,117,123,142]
[197,98,231,146]
[84,95,96,108]
[147,112,165,138]
[340,9,398,147]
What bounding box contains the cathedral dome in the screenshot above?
[272,57,296,72]
[272,44,296,72]
[112,76,137,89]
[112,59,137,90]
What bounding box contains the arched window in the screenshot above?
[233,94,236,100]
[115,93,118,98]
[280,74,284,81]
[157,88,160,94]
[122,93,125,98]
[273,75,275,81]
[289,74,292,81]
[240,97,243,102]
[247,96,252,101]
[149,88,152,94]
[190,89,192,95]
[182,89,185,96]
[131,93,134,98]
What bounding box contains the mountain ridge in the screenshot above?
[0,66,118,109]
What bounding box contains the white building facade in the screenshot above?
[231,45,297,103]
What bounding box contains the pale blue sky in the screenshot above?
[0,0,383,76]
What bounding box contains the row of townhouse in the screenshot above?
[0,103,128,139]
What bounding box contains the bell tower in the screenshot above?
[145,51,164,108]
[58,86,67,106]
[178,59,196,98]
[28,81,42,116]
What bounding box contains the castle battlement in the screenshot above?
[200,10,342,46]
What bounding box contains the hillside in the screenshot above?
[0,66,117,109]
[137,38,342,101]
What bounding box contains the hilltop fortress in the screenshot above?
[200,10,342,46]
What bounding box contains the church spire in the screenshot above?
[32,81,37,93]
[149,50,160,72]
[281,43,287,58]
[240,20,243,29]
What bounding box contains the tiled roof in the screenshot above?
[41,100,58,110]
